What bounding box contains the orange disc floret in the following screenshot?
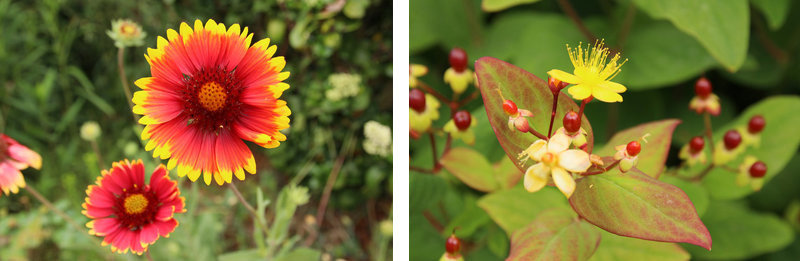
[82,159,186,255]
[131,19,291,185]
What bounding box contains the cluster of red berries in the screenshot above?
[722,115,766,150]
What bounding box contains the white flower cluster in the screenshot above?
[363,121,392,157]
[325,73,361,101]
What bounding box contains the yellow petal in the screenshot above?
[524,163,549,192]
[547,133,570,153]
[598,80,626,93]
[567,84,592,100]
[592,85,624,103]
[547,69,581,84]
[558,149,591,172]
[551,167,575,198]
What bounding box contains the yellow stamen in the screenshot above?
[123,194,148,214]
[198,82,227,111]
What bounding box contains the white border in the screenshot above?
[392,0,410,260]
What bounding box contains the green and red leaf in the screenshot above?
[507,208,601,261]
[475,57,594,175]
[594,119,681,178]
[440,147,500,192]
[569,168,712,250]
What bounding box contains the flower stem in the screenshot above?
[418,82,451,105]
[616,4,637,49]
[703,112,715,152]
[581,160,620,176]
[117,47,139,123]
[228,183,269,236]
[24,186,88,236]
[557,0,598,42]
[528,127,548,140]
[429,132,440,171]
[145,250,154,261]
[90,140,106,170]
[691,164,716,181]
[547,91,560,138]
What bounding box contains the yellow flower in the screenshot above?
[409,64,428,88]
[444,68,473,95]
[547,40,627,103]
[555,127,587,149]
[678,143,706,166]
[409,94,440,133]
[689,94,721,116]
[517,133,591,198]
[735,156,765,191]
[443,116,477,145]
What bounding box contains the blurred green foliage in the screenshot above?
[0,0,392,259]
[411,0,800,260]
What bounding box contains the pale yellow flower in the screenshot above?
[409,64,428,88]
[518,133,591,198]
[409,94,440,133]
[443,116,477,145]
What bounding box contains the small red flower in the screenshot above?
[82,159,186,255]
[0,134,41,196]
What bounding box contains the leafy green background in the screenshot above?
[411,0,800,259]
[0,0,392,260]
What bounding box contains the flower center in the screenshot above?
[198,82,227,111]
[181,66,244,132]
[123,193,149,214]
[121,24,135,35]
[541,152,557,165]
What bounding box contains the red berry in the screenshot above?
[410,89,426,113]
[453,110,472,130]
[626,141,641,157]
[562,111,581,134]
[749,161,767,178]
[723,130,742,150]
[695,77,712,99]
[689,136,705,154]
[748,115,766,134]
[503,100,518,116]
[445,234,461,254]
[449,47,468,73]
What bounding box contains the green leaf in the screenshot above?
[444,195,491,237]
[410,0,482,52]
[477,186,569,234]
[662,175,710,217]
[684,201,794,260]
[570,168,711,249]
[631,0,749,71]
[484,13,584,78]
[217,249,262,261]
[481,0,541,12]
[590,229,689,261]
[493,156,522,190]
[595,119,681,178]
[440,147,499,192]
[275,247,322,261]
[701,96,800,199]
[618,22,716,90]
[751,0,790,30]
[507,208,601,261]
[474,57,594,174]
[410,172,447,212]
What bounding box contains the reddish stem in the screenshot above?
[419,82,450,104]
[410,166,435,174]
[557,0,598,42]
[528,128,548,140]
[429,132,440,171]
[547,90,559,138]
[581,160,620,176]
[423,210,444,233]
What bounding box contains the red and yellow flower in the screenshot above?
[132,19,291,185]
[82,159,185,255]
[0,134,42,196]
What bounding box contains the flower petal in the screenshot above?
[547,69,581,84]
[547,133,570,153]
[524,163,549,192]
[551,167,576,198]
[558,149,591,172]
[591,85,624,103]
[597,80,626,93]
[567,84,592,100]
